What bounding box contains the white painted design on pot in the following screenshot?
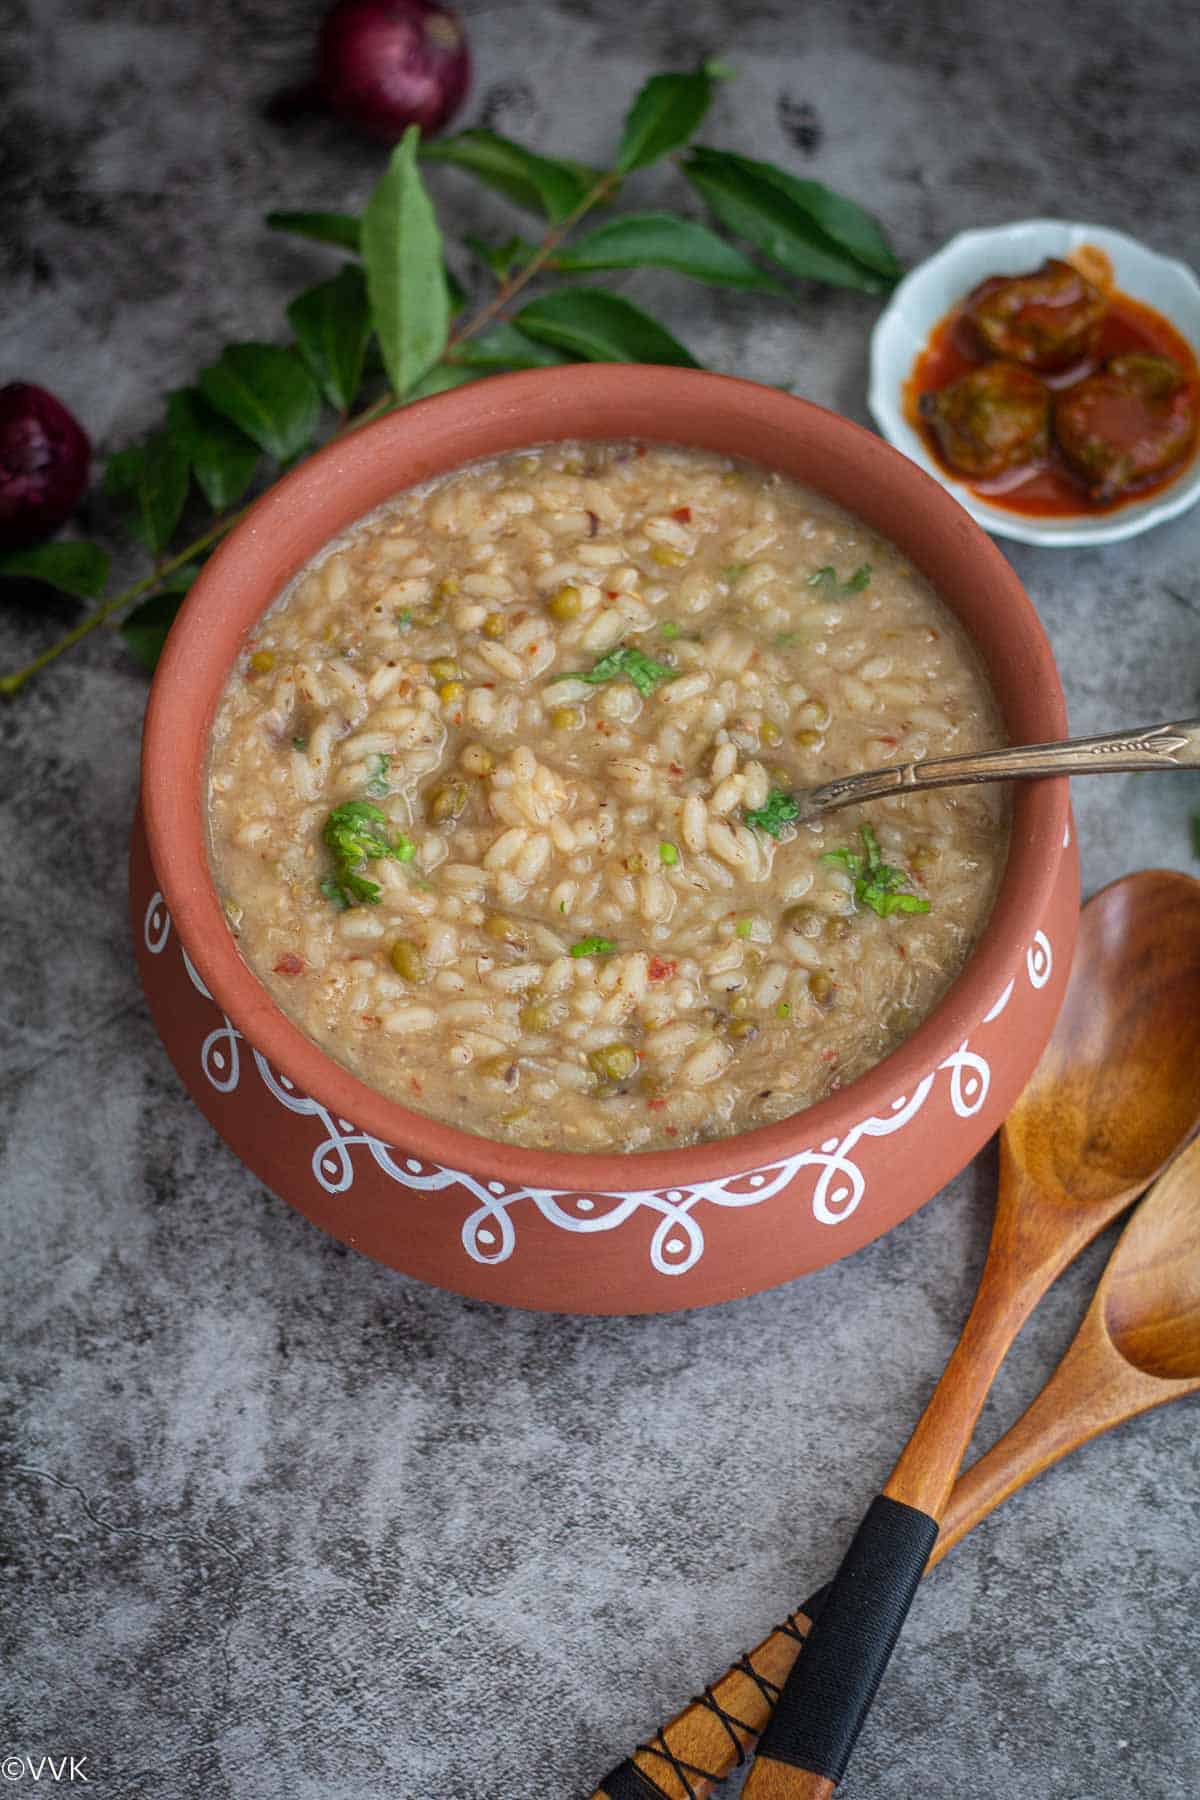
[982,978,1016,1024]
[178,945,242,1094]
[144,891,171,955]
[802,1078,936,1225]
[1026,930,1053,989]
[939,1043,991,1119]
[150,895,1055,1277]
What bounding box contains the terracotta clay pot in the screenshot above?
[132,366,1079,1314]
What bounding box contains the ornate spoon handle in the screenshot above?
[795,718,1200,823]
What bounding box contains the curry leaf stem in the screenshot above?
[0,170,620,698]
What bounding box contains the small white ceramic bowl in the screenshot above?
[868,219,1200,548]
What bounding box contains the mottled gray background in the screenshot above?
[2,2,1199,1796]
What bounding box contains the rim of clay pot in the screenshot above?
[142,366,1069,1193]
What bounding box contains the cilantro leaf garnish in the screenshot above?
[744,789,801,837]
[324,800,414,867]
[320,875,351,910]
[821,823,930,918]
[570,935,617,957]
[807,562,872,596]
[366,752,391,798]
[551,643,677,699]
[321,800,415,907]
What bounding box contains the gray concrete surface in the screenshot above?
[2,2,1198,1795]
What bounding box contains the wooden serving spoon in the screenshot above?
[591,868,1200,1800]
[592,1128,1200,1800]
[737,867,1200,1800]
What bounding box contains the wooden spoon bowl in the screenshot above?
[1001,867,1200,1208]
[1101,1143,1200,1382]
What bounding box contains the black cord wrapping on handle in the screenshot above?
[599,1761,684,1800]
[595,1597,827,1800]
[755,1496,938,1785]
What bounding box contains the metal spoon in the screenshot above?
[591,869,1200,1800]
[782,718,1200,826]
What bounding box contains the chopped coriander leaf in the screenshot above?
[821,823,930,919]
[550,643,677,699]
[366,752,392,798]
[321,866,388,907]
[292,735,308,751]
[807,562,872,596]
[721,563,746,583]
[734,919,753,938]
[1193,812,1200,859]
[321,800,415,908]
[324,800,414,866]
[774,631,800,648]
[658,620,682,640]
[321,870,379,907]
[868,889,932,917]
[396,610,412,628]
[570,935,617,958]
[744,789,801,837]
[658,840,679,866]
[776,1001,791,1019]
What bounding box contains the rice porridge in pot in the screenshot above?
[206,442,1009,1152]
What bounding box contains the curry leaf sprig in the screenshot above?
[320,800,415,909]
[0,63,902,697]
[822,823,931,918]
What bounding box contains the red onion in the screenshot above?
[0,383,92,550]
[317,0,470,142]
